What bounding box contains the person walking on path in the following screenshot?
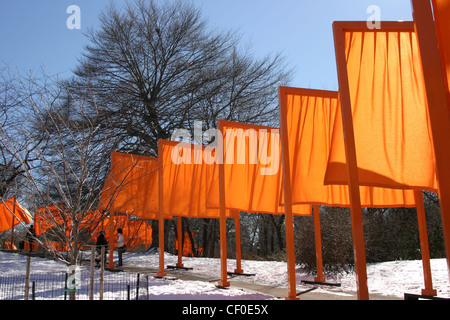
[117,228,125,266]
[95,231,108,267]
[26,225,36,252]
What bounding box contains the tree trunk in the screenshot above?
[269,215,285,251]
[205,220,218,257]
[151,220,159,248]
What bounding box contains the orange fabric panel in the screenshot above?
[279,87,416,207]
[118,216,152,247]
[0,197,33,232]
[35,204,153,247]
[3,241,17,250]
[78,210,104,233]
[23,242,39,251]
[34,204,103,236]
[175,232,194,257]
[99,152,162,219]
[159,139,229,218]
[126,219,152,247]
[44,240,68,252]
[433,0,450,103]
[34,204,66,236]
[99,214,152,248]
[325,23,437,192]
[206,120,311,215]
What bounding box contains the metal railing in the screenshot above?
[0,268,150,300]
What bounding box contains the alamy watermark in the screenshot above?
[66,265,80,292]
[170,121,280,176]
[367,5,381,29]
[66,5,81,30]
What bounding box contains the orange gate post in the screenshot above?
[176,216,184,268]
[157,140,167,278]
[233,210,244,274]
[217,121,230,288]
[279,88,300,300]
[412,0,450,279]
[333,22,369,300]
[414,190,438,296]
[10,213,15,248]
[313,205,326,283]
[284,207,298,300]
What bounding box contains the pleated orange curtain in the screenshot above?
[0,197,33,232]
[157,139,228,277]
[175,231,195,257]
[324,22,438,192]
[122,217,148,247]
[99,214,151,248]
[35,204,103,237]
[128,219,152,247]
[99,151,161,220]
[93,213,124,241]
[78,210,103,231]
[206,120,311,216]
[115,217,151,247]
[159,139,231,218]
[34,204,68,236]
[279,87,416,208]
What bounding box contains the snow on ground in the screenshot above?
[0,250,449,300]
[125,252,450,298]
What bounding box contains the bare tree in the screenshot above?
[0,70,125,276]
[65,0,290,156]
[62,0,291,256]
[0,67,42,199]
[295,206,355,276]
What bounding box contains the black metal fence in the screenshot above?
[0,269,150,300]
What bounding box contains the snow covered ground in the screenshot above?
[0,250,449,300]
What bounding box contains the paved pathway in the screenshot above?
[113,264,402,300]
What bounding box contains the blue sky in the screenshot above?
[0,0,412,90]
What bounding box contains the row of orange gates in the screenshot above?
[1,197,199,256]
[2,0,450,300]
[1,197,155,253]
[99,0,450,300]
